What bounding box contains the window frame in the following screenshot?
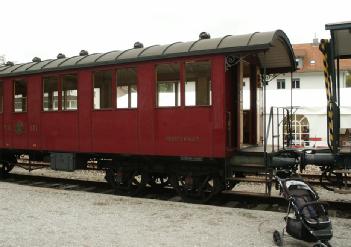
[292,78,300,89]
[41,73,79,113]
[116,67,138,109]
[154,58,213,109]
[184,60,212,107]
[42,76,59,112]
[92,69,114,111]
[277,79,285,89]
[155,62,181,108]
[13,79,28,113]
[284,114,310,147]
[61,74,78,112]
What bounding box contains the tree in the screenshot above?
[0,55,5,65]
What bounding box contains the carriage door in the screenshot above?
[242,64,260,145]
[226,56,260,151]
[226,57,242,150]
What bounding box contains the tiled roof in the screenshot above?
[293,43,351,72]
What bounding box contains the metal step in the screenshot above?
[231,155,264,166]
[231,162,266,173]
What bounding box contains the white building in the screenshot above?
[244,40,351,148]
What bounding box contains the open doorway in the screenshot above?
[226,57,262,151]
[242,63,261,146]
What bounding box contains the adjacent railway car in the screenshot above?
[0,30,296,201]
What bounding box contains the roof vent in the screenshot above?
[5,61,14,66]
[199,32,211,39]
[134,42,144,49]
[57,53,66,59]
[32,57,41,62]
[79,50,89,56]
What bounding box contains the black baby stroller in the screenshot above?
[273,177,333,247]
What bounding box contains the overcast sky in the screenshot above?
[1,0,350,63]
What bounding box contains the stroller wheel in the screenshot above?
[313,242,331,247]
[273,230,283,246]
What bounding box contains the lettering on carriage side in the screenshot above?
[165,136,200,143]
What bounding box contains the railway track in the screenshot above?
[1,172,350,219]
[230,173,351,187]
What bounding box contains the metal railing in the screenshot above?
[265,106,296,153]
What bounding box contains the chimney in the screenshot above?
[313,38,319,46]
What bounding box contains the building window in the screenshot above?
[93,71,112,109]
[346,71,351,88]
[43,77,59,111]
[0,81,3,113]
[185,61,212,106]
[284,114,310,147]
[116,68,137,108]
[14,79,27,112]
[156,63,180,107]
[292,78,300,89]
[62,75,78,111]
[277,79,285,89]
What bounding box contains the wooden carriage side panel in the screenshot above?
[0,79,5,148]
[38,71,79,152]
[27,75,41,150]
[1,78,12,149]
[137,63,156,155]
[11,77,28,149]
[211,56,226,157]
[0,109,3,148]
[78,70,93,152]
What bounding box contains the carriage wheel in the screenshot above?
[148,173,169,189]
[0,161,15,178]
[199,175,222,202]
[105,167,129,194]
[320,169,344,191]
[106,168,148,196]
[126,170,149,196]
[171,174,222,203]
[273,230,283,246]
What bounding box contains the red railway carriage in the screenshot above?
[0,30,295,201]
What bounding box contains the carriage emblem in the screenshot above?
[15,121,24,135]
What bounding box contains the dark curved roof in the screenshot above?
[0,30,296,78]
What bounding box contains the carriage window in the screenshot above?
[117,68,137,108]
[14,80,27,112]
[62,75,78,111]
[156,63,180,107]
[185,61,211,106]
[0,81,3,113]
[43,77,59,111]
[94,71,112,109]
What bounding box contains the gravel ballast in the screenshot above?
[1,181,350,247]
